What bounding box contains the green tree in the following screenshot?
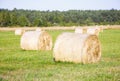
[17,15,30,26]
[33,18,42,27]
[10,13,18,26]
[0,11,10,26]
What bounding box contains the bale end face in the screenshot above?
[38,31,53,50]
[82,35,101,64]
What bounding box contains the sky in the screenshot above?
[0,0,120,11]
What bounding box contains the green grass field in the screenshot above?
[0,29,120,81]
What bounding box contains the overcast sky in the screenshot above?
[0,0,120,11]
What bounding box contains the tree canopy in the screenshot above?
[0,8,120,27]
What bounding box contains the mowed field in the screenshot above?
[0,28,120,81]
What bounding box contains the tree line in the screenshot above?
[0,8,120,27]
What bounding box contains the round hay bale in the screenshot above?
[15,29,25,35]
[87,28,100,35]
[99,26,104,32]
[36,28,42,31]
[20,31,52,50]
[53,32,101,64]
[75,28,83,34]
[75,27,87,34]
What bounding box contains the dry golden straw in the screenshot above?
[53,32,101,64]
[20,31,52,50]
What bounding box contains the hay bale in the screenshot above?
[75,27,87,34]
[99,26,104,32]
[53,32,101,64]
[75,28,83,33]
[36,28,42,31]
[87,28,100,35]
[20,31,52,50]
[15,29,25,35]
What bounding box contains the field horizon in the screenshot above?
[0,25,120,31]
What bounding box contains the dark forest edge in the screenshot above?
[0,8,120,27]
